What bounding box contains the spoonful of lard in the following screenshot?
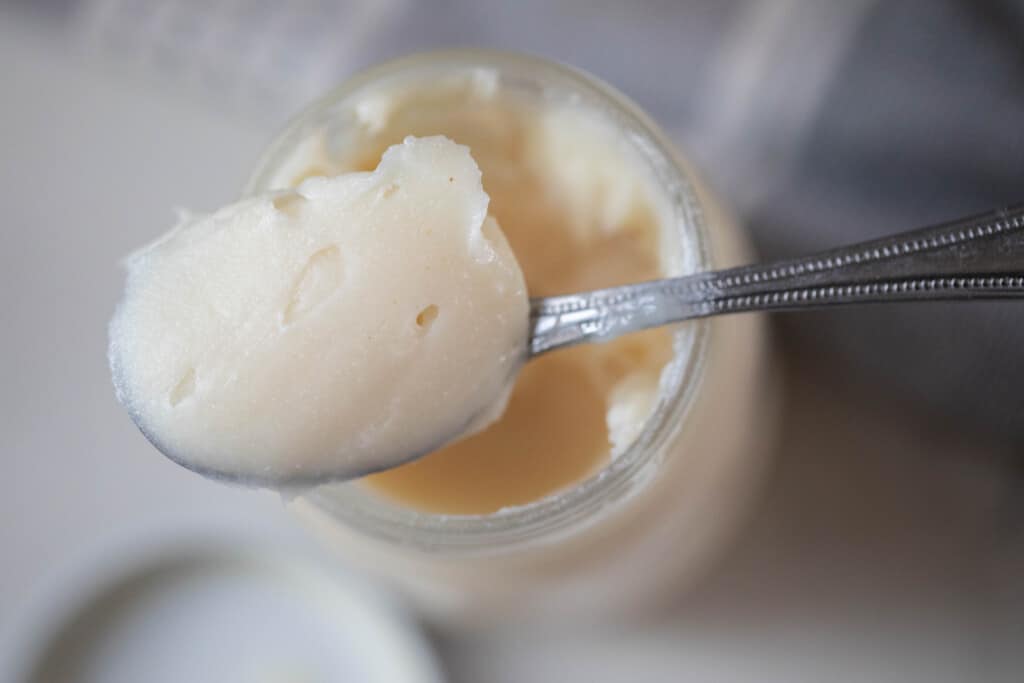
[109,135,1024,488]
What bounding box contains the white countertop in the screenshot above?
[2,10,1021,682]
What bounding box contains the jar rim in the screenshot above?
[244,49,712,553]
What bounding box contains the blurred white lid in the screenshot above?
[4,542,443,683]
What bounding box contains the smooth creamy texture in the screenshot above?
[275,71,675,513]
[109,136,528,483]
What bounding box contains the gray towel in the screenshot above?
[720,1,1024,449]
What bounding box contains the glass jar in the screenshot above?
[244,50,777,623]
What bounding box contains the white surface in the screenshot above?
[0,10,294,611]
[2,9,1022,682]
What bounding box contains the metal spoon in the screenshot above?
[528,204,1024,357]
[163,203,1024,488]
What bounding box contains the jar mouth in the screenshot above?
[244,49,712,553]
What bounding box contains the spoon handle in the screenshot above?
[529,204,1024,357]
